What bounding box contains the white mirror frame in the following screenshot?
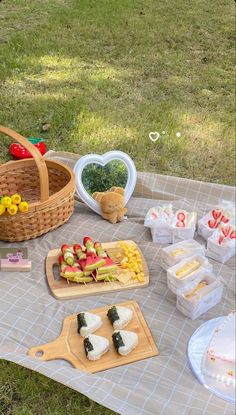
[73,151,137,215]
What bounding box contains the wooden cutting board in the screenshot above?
[27,300,159,373]
[46,240,149,299]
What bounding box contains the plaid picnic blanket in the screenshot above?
[0,151,235,415]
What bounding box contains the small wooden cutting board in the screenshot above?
[46,240,149,299]
[27,300,159,373]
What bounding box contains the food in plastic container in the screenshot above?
[206,224,236,264]
[167,255,212,294]
[144,204,197,244]
[176,272,224,320]
[160,239,206,270]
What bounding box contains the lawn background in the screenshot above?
[0,0,235,414]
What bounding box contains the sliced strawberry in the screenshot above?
[212,209,221,220]
[221,226,231,237]
[221,216,229,224]
[177,212,186,222]
[218,236,225,245]
[229,230,236,239]
[208,219,217,229]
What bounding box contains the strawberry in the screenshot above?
[221,226,231,238]
[208,219,217,229]
[221,216,229,224]
[61,244,75,266]
[94,241,107,258]
[230,230,236,239]
[83,236,96,254]
[218,236,225,245]
[212,209,222,220]
[73,244,86,259]
[177,212,186,222]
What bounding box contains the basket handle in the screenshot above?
[0,125,49,202]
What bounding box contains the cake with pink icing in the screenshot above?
[201,311,235,387]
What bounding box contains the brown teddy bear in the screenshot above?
[92,187,128,224]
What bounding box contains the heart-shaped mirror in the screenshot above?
[74,151,137,215]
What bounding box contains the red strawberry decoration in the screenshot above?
[73,243,86,260]
[221,226,231,238]
[221,216,229,224]
[177,212,186,222]
[212,209,222,220]
[230,230,236,239]
[10,141,46,160]
[208,219,217,229]
[218,236,224,245]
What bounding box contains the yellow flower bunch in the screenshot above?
[0,194,29,216]
[119,241,145,282]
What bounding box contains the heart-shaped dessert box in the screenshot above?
[74,151,137,215]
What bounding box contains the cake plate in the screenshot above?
[187,317,235,404]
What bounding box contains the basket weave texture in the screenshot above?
[0,126,75,242]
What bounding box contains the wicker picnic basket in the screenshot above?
[0,126,75,242]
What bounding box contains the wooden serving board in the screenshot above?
[27,300,159,373]
[46,240,149,299]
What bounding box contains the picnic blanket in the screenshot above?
[0,151,235,415]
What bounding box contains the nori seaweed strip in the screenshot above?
[84,337,94,356]
[112,331,125,352]
[107,306,119,325]
[77,312,87,334]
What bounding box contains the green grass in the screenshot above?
[0,360,114,415]
[0,0,234,414]
[0,0,235,184]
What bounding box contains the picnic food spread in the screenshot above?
[0,128,235,405]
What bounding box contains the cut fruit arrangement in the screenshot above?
[59,237,118,284]
[117,241,145,283]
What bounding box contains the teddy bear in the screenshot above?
[92,187,128,224]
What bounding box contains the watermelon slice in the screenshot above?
[97,258,117,275]
[85,255,106,271]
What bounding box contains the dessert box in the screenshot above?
[167,255,212,295]
[206,228,236,264]
[160,239,206,270]
[176,272,224,320]
[198,204,234,241]
[145,205,197,244]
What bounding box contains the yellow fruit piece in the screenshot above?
[19,201,29,213]
[11,193,21,205]
[7,204,18,215]
[0,205,6,215]
[137,274,144,282]
[1,196,12,208]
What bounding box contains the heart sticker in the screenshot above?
[149,132,160,142]
[74,151,137,215]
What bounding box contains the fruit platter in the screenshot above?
[46,237,149,299]
[28,300,158,373]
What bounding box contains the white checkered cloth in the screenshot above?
[0,151,235,415]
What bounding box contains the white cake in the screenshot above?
[201,312,236,387]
